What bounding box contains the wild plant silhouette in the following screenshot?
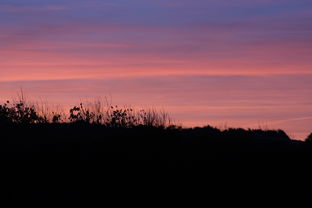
[0,100,47,124]
[0,99,171,128]
[306,133,312,142]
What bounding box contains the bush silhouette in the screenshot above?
[0,98,295,142]
[52,113,62,123]
[306,133,312,142]
[0,100,47,124]
[66,102,171,127]
[0,99,171,128]
[106,106,136,127]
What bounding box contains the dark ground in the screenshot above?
[0,124,311,204]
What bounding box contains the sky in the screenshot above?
[0,0,312,139]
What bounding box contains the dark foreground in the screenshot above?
[1,124,312,204]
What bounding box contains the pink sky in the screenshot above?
[1,0,312,139]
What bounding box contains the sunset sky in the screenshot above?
[1,0,312,139]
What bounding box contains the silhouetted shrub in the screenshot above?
[66,103,172,127]
[52,113,62,123]
[3,94,173,127]
[69,103,102,124]
[0,100,47,124]
[0,101,12,124]
[106,106,136,128]
[306,133,312,142]
[0,98,297,144]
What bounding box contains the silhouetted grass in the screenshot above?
[0,98,172,127]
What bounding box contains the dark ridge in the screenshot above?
[0,100,312,204]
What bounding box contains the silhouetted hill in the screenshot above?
[0,123,312,204]
[1,100,312,204]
